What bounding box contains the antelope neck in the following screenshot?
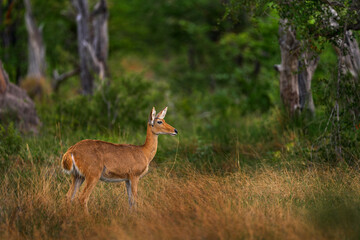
[142,124,158,164]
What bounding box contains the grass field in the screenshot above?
[1,156,360,239]
[1,110,359,240]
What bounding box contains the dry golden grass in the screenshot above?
[1,162,360,240]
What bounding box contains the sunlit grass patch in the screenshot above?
[1,161,360,239]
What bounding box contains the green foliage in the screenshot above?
[0,0,27,82]
[0,0,359,171]
[226,0,358,49]
[274,0,357,45]
[43,76,153,134]
[0,122,22,160]
[312,71,360,164]
[109,0,242,54]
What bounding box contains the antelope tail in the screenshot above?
[61,151,73,173]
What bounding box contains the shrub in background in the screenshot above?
[0,122,22,163]
[42,75,155,135]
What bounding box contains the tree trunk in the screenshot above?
[275,19,319,116]
[276,19,301,115]
[91,0,108,79]
[298,51,319,115]
[0,60,40,133]
[337,30,360,80]
[72,0,94,95]
[334,30,360,121]
[24,0,46,79]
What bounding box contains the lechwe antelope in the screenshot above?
[61,107,178,213]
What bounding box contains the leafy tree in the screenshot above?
[227,0,360,162]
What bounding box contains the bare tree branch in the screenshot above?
[52,68,80,92]
[83,40,105,82]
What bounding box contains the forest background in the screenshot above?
[1,0,360,239]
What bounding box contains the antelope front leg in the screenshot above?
[125,180,133,207]
[126,177,139,209]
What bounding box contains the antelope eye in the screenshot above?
[157,121,163,124]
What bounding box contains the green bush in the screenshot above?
[0,122,22,160]
[47,75,154,134]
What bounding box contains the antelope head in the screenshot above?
[148,107,178,136]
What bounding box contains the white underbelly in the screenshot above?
[100,166,128,182]
[100,175,127,183]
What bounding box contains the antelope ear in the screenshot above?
[149,107,156,125]
[156,106,168,119]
